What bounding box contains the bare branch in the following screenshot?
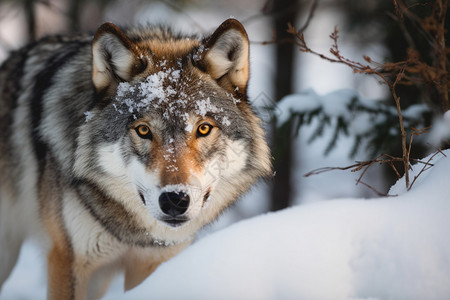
[358,180,398,197]
[408,149,446,190]
[276,1,447,194]
[296,0,319,34]
[250,0,318,46]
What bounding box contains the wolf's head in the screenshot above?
[74,19,271,245]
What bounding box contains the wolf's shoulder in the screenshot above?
[0,33,92,72]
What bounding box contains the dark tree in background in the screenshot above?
[67,0,111,32]
[23,0,37,41]
[266,0,299,211]
[4,0,110,41]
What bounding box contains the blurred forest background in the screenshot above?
[0,0,448,219]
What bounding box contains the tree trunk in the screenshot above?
[269,0,297,211]
[24,0,36,42]
[68,0,82,33]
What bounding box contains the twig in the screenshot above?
[389,67,410,188]
[250,0,318,45]
[304,153,404,178]
[408,149,446,190]
[304,149,444,195]
[304,164,358,177]
[387,160,402,178]
[296,0,319,33]
[279,1,447,194]
[390,0,416,49]
[290,24,413,188]
[358,180,398,197]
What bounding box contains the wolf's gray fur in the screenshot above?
[0,19,271,299]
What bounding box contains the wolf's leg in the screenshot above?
[46,222,97,300]
[123,242,191,291]
[0,190,25,291]
[87,262,120,299]
[47,244,76,300]
[0,226,24,291]
[48,244,100,300]
[43,198,88,299]
[124,257,160,291]
[48,244,117,300]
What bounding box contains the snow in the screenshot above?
[192,44,205,62]
[276,88,379,127]
[276,89,434,148]
[194,97,222,117]
[445,110,450,125]
[113,150,450,299]
[160,183,190,194]
[402,103,429,120]
[84,111,94,122]
[427,110,450,146]
[221,116,231,126]
[2,146,449,300]
[320,89,361,119]
[184,120,194,132]
[112,60,235,131]
[115,68,179,117]
[276,89,320,125]
[348,113,375,136]
[110,150,450,300]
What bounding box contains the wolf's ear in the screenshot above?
[92,22,147,93]
[202,19,250,93]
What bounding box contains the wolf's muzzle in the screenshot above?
[159,192,190,218]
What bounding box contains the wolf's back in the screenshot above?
[0,35,95,187]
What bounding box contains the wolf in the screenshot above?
[0,18,271,299]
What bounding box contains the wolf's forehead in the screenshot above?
[113,66,237,130]
[115,68,209,114]
[128,26,201,59]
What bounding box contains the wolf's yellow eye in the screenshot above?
[197,124,212,137]
[135,125,152,140]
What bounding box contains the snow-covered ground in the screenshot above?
[2,150,449,299]
[114,150,450,300]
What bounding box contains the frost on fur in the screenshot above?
[113,61,238,130]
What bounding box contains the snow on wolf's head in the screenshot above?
[75,19,271,244]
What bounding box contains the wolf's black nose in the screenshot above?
[159,192,190,217]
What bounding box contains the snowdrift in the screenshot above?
[2,151,449,300]
[120,150,450,300]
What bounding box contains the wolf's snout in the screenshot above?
[159,192,190,217]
